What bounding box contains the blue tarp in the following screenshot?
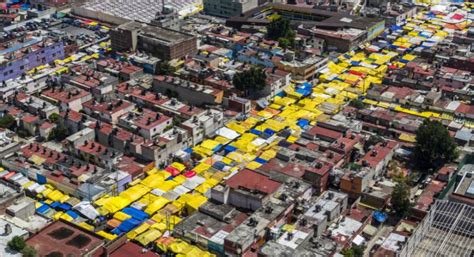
[111,227,123,235]
[391,25,402,31]
[36,204,50,214]
[373,211,388,223]
[254,157,267,164]
[50,202,60,208]
[264,128,275,136]
[250,129,262,136]
[184,148,193,154]
[276,91,286,97]
[297,119,310,129]
[122,207,149,221]
[212,161,226,171]
[117,218,142,232]
[224,145,237,153]
[58,203,72,211]
[65,210,79,219]
[212,144,222,152]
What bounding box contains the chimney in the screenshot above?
[4,224,12,236]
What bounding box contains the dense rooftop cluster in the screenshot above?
[0,0,473,257]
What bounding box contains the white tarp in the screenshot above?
[216,127,240,140]
[74,201,100,220]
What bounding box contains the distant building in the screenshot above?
[203,0,258,18]
[0,38,64,83]
[153,75,224,106]
[110,21,197,60]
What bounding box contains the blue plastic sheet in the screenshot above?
[212,161,226,170]
[36,204,50,214]
[66,210,79,219]
[224,145,237,153]
[58,203,72,211]
[250,129,262,136]
[264,128,275,136]
[111,227,123,235]
[117,218,142,232]
[50,202,60,208]
[373,211,388,223]
[122,207,149,221]
[297,119,310,129]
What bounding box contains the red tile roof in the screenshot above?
[226,169,281,195]
[22,114,39,123]
[83,99,133,115]
[78,141,107,156]
[358,141,398,168]
[109,242,160,257]
[42,87,90,104]
[307,126,342,141]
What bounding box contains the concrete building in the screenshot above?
[203,0,258,18]
[213,169,282,211]
[6,198,35,220]
[82,99,135,124]
[118,109,172,140]
[0,38,64,83]
[181,109,224,146]
[110,21,197,60]
[153,75,224,106]
[141,127,192,166]
[0,218,29,257]
[41,86,92,112]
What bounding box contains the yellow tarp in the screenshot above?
[136,229,163,246]
[170,162,186,171]
[113,211,131,221]
[96,230,117,241]
[127,222,151,240]
[144,196,170,215]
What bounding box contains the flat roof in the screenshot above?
[0,218,29,257]
[26,220,104,257]
[227,2,383,30]
[139,23,195,45]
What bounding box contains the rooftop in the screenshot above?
[0,217,29,257]
[27,220,104,257]
[226,169,282,196]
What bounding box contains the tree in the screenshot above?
[232,66,267,97]
[21,246,37,257]
[0,114,16,130]
[350,99,365,110]
[341,245,365,257]
[48,113,61,123]
[278,37,291,50]
[413,119,458,172]
[390,178,412,218]
[266,17,295,43]
[157,61,175,75]
[48,125,69,141]
[8,236,26,252]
